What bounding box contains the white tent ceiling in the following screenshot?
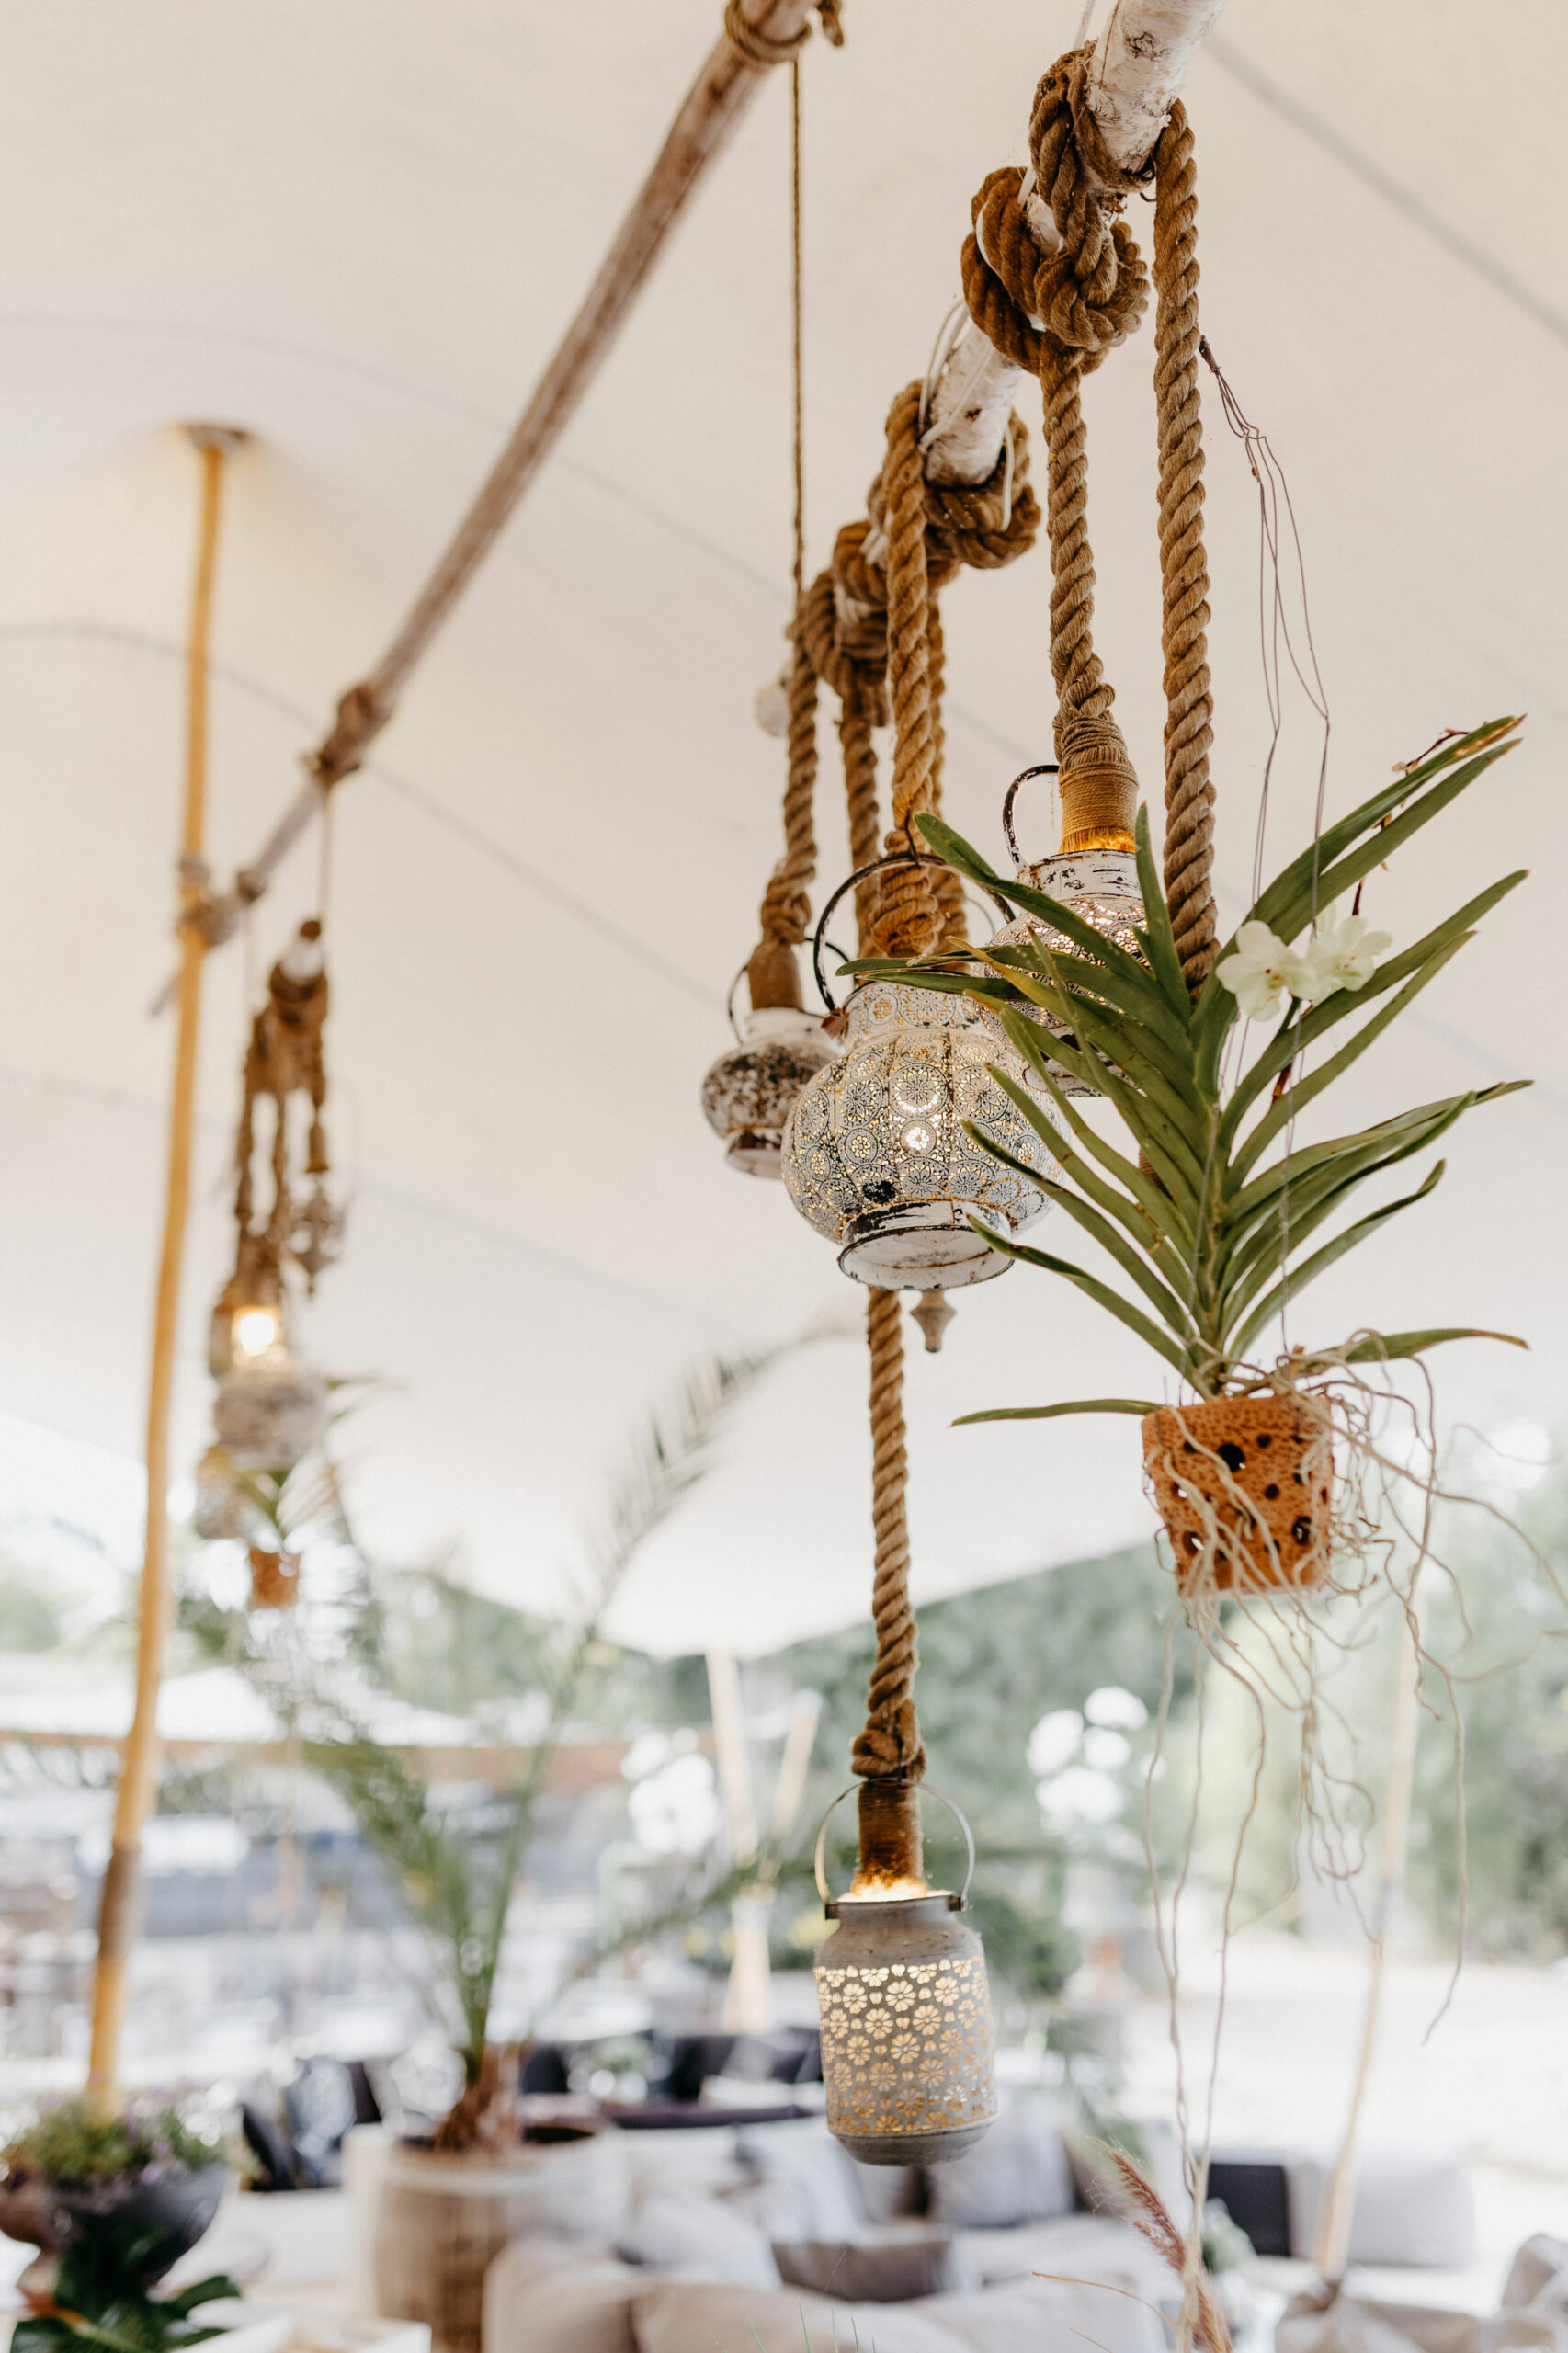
[1,1,1563,1655]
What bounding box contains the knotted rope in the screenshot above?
[961,46,1218,983]
[722,0,842,67]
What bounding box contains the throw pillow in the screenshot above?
[773,2233,966,2302]
[618,2193,780,2290]
[483,2244,641,2353]
[734,2120,864,2241]
[925,2102,1076,2231]
[631,2279,971,2353]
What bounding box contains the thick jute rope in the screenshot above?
[961,45,1218,979]
[1151,99,1216,992]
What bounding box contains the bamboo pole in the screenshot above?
[87,423,244,2103]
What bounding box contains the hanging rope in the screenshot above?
[1152,99,1217,991]
[961,46,1219,979]
[747,45,819,1014]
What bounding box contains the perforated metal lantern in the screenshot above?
[977,766,1144,1097]
[812,1788,997,2165]
[701,1004,838,1178]
[780,857,1063,1289]
[212,1308,329,1475]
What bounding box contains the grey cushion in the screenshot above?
[951,2210,1174,2293]
[774,2232,971,2302]
[926,2103,1076,2231]
[617,2192,779,2290]
[734,2120,865,2240]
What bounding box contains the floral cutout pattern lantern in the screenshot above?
[813,1786,997,2165]
[780,860,1063,1289]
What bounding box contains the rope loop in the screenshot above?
[722,0,842,69]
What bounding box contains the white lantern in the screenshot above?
[812,1786,997,2165]
[781,976,1061,1288]
[976,766,1144,1096]
[701,1004,838,1178]
[779,852,1062,1288]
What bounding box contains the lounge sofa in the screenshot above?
[482,2103,1180,2353]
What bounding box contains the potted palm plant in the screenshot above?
[846,718,1528,1593]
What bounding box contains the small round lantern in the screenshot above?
[975,766,1144,1097]
[780,857,1063,1289]
[212,1300,329,1475]
[701,989,838,1179]
[812,1785,997,2165]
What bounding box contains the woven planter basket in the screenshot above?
[1142,1394,1333,1591]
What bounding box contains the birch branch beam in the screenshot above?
[921,0,1228,487]
[183,0,1225,961]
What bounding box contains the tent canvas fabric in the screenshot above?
[0,1,1562,1655]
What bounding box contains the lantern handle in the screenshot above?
[810,854,1014,1013]
[812,1781,976,1917]
[728,945,855,1040]
[1001,765,1061,872]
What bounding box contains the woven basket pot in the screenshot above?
[1142,1394,1334,1591]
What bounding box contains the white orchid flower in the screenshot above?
[1297,904,1393,998]
[1215,920,1313,1021]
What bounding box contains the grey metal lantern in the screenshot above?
[701,998,838,1178]
[779,855,1063,1289]
[213,1345,330,1476]
[812,1786,997,2165]
[976,765,1145,1096]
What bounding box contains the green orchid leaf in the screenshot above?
[915,813,1160,996]
[968,1217,1194,1374]
[1339,1325,1528,1364]
[1218,1101,1478,1324]
[953,1397,1161,1425]
[1230,1159,1449,1361]
[1265,744,1523,949]
[990,1025,1198,1253]
[977,1076,1192,1266]
[1224,1087,1510,1233]
[1132,806,1195,1014]
[1031,1177,1199,1338]
[1045,991,1210,1158]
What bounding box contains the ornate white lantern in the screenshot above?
[976,765,1144,1096]
[813,1786,997,2165]
[701,1001,837,1178]
[779,855,1062,1289]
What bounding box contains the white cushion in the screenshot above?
[1285,2148,1475,2267]
[926,2103,1076,2231]
[951,2210,1172,2294]
[620,2126,747,2206]
[926,2276,1168,2353]
[617,2194,780,2290]
[733,2120,865,2240]
[631,2279,971,2353]
[1506,2238,1568,2311]
[483,2241,640,2353]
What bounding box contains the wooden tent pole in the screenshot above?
[87,423,244,2103]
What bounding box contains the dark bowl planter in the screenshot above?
[16,2163,228,2285]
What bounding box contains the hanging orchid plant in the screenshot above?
[844,718,1529,1588]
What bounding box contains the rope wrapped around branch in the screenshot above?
[960,46,1217,979]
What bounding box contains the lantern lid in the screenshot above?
[838,1200,1011,1291]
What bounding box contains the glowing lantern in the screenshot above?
[779,856,1062,1289]
[812,1784,997,2165]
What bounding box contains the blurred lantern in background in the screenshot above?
[200,919,339,1529]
